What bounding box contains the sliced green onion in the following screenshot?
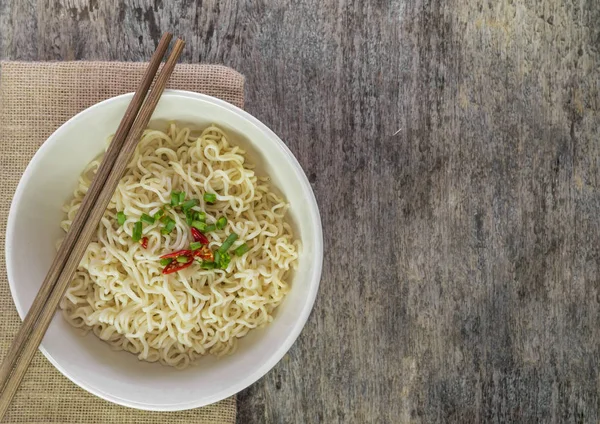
[216,216,227,230]
[234,243,249,256]
[190,241,203,250]
[178,191,186,204]
[117,211,126,226]
[204,193,217,203]
[159,258,173,266]
[189,211,206,225]
[195,211,206,222]
[182,199,198,212]
[140,213,155,225]
[153,209,165,219]
[170,191,180,206]
[161,217,176,234]
[222,252,231,268]
[205,224,216,232]
[216,252,231,269]
[176,256,190,263]
[199,261,216,269]
[185,210,194,226]
[192,221,207,231]
[164,221,176,234]
[218,233,238,253]
[132,221,142,242]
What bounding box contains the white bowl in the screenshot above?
[5,90,323,410]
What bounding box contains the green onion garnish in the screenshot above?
[192,221,207,231]
[132,221,142,242]
[190,241,203,250]
[218,233,238,253]
[222,252,231,268]
[204,193,217,203]
[189,211,206,225]
[199,261,216,269]
[216,252,231,269]
[140,213,155,225]
[117,211,126,226]
[153,209,165,219]
[234,243,249,256]
[161,217,176,234]
[176,256,189,263]
[182,199,198,212]
[195,211,206,222]
[178,191,186,204]
[185,210,194,226]
[170,191,180,206]
[205,224,216,232]
[216,216,227,230]
[159,258,173,266]
[164,221,176,234]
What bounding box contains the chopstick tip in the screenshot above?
[160,32,173,42]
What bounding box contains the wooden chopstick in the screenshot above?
[0,37,184,419]
[0,32,173,398]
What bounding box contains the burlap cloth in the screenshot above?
[0,61,243,424]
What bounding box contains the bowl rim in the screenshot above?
[5,89,323,411]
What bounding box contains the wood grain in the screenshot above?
[1,0,600,422]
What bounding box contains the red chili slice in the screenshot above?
[162,256,193,274]
[160,249,192,259]
[193,246,214,261]
[140,237,149,249]
[191,227,209,245]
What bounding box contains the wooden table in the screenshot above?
[2,0,599,422]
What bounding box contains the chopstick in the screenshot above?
[0,36,185,419]
[0,32,173,400]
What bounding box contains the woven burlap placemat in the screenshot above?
[0,61,243,424]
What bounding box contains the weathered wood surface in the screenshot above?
[1,0,600,422]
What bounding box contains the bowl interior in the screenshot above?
[5,91,322,410]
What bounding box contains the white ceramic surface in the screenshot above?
[5,90,323,411]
